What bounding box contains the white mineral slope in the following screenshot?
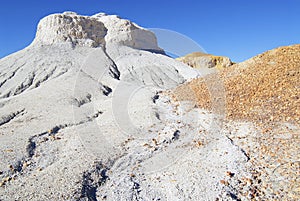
[0,12,253,200]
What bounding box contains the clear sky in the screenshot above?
[1,0,299,62]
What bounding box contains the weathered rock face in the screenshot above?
[177,52,233,69]
[94,13,164,53]
[32,11,163,53]
[33,12,107,47]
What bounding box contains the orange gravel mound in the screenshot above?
[172,44,300,200]
[173,44,300,126]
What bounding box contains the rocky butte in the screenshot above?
[0,12,299,200]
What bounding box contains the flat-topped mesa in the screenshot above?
[32,12,107,47]
[31,12,164,53]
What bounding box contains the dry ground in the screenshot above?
[172,44,300,200]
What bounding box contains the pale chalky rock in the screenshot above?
[32,12,107,47]
[94,13,164,53]
[32,11,163,54]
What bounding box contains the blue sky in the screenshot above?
[0,0,299,62]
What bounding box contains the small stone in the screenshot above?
[241,177,252,186]
[152,138,158,146]
[225,171,235,177]
[3,177,11,182]
[143,143,152,148]
[220,180,229,186]
[22,161,31,169]
[8,164,14,171]
[196,141,203,147]
[42,137,49,142]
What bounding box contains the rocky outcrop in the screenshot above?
[33,12,107,47]
[177,52,233,69]
[32,11,163,54]
[94,13,164,53]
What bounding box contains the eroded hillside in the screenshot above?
[173,44,300,200]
